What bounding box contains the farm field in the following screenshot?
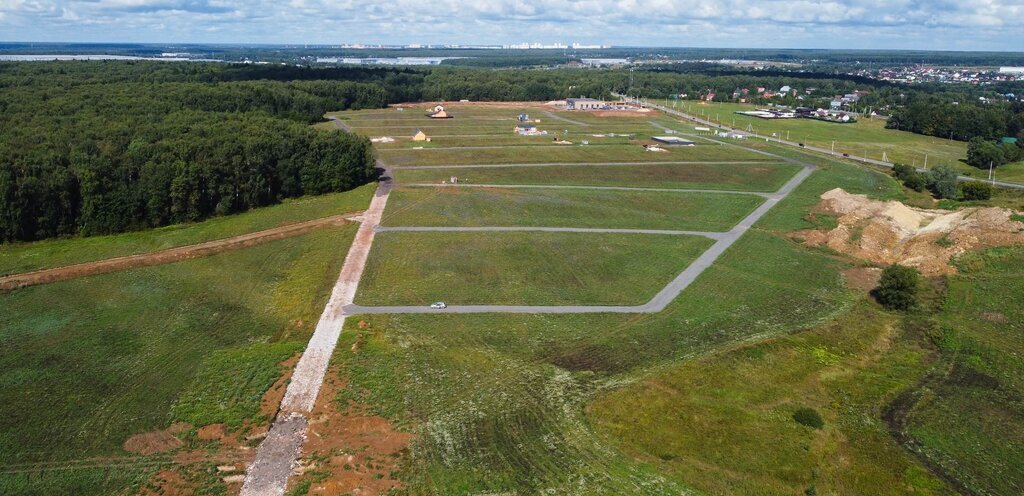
[394,161,801,191]
[0,224,360,494]
[0,185,375,277]
[659,100,969,168]
[381,186,765,231]
[355,231,713,306]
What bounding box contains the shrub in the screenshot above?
[892,163,926,192]
[793,407,824,429]
[926,164,959,199]
[872,264,921,311]
[960,181,993,201]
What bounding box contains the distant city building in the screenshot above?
[999,67,1024,75]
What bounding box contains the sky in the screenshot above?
[1,0,1023,51]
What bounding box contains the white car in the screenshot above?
[429,302,447,309]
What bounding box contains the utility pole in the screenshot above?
[989,161,994,183]
[924,154,928,170]
[831,140,836,155]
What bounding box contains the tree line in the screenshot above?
[0,62,382,242]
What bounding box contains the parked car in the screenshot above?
[798,143,805,147]
[430,302,447,309]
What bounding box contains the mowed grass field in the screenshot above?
[395,162,801,192]
[356,231,713,306]
[381,187,765,232]
[0,184,376,276]
[379,142,767,166]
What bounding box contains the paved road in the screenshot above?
[327,116,354,133]
[241,174,392,496]
[344,159,814,315]
[394,160,772,170]
[402,182,773,197]
[375,225,726,240]
[622,95,1024,190]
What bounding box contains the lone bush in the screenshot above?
[960,181,993,201]
[892,163,926,192]
[872,264,921,311]
[793,407,824,429]
[926,164,959,199]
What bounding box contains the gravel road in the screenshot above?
[240,178,391,496]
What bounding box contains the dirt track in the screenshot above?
[0,214,360,291]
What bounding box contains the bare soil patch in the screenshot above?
[123,422,190,455]
[288,366,414,495]
[136,354,300,495]
[843,267,883,293]
[796,188,1024,275]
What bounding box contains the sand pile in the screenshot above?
[797,188,1024,275]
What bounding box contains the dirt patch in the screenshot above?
[197,424,227,441]
[137,354,300,495]
[980,311,1009,323]
[287,367,414,495]
[123,423,190,455]
[843,267,883,293]
[795,189,1024,276]
[0,213,359,291]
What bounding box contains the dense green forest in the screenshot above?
[886,97,1024,141]
[0,62,384,242]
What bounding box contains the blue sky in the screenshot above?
[1,0,1023,51]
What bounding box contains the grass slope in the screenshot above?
[589,302,952,496]
[378,143,767,166]
[382,187,764,232]
[355,232,714,306]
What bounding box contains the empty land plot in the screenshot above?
[379,144,768,166]
[381,187,764,231]
[0,185,375,277]
[355,231,714,306]
[395,162,800,192]
[372,135,641,150]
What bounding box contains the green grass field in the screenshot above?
[589,302,951,495]
[0,225,359,494]
[899,247,1024,495]
[381,187,764,232]
[0,185,375,277]
[379,143,768,166]
[395,162,800,192]
[355,231,713,306]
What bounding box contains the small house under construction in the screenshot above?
[427,104,452,119]
[411,129,431,141]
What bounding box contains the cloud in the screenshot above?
[0,0,1022,50]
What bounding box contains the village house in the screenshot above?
[411,129,430,141]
